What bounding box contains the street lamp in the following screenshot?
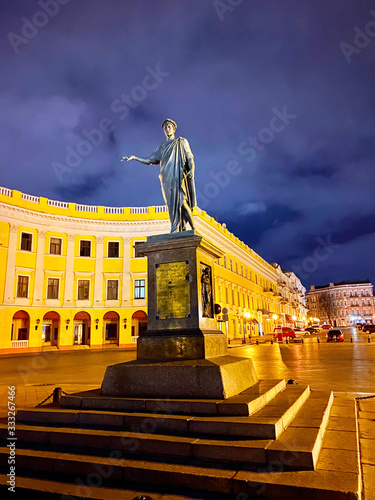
[243,312,250,343]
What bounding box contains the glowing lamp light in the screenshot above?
[292,316,297,321]
[244,312,251,319]
[272,314,278,320]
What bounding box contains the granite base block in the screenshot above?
[137,332,228,361]
[101,355,258,399]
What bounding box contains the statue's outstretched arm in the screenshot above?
[121,155,155,165]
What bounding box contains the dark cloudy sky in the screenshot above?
[1,0,375,289]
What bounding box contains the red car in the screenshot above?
[273,327,296,341]
[326,329,344,342]
[320,325,331,330]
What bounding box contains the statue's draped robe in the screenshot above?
[148,137,197,233]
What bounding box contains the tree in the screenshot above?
[318,292,338,325]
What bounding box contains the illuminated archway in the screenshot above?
[42,311,60,346]
[12,310,30,343]
[131,310,148,337]
[73,311,91,345]
[103,311,119,344]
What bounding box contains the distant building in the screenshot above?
[0,186,307,355]
[306,281,375,327]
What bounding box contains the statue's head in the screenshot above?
[162,119,177,133]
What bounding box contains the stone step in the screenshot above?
[0,440,360,500]
[0,390,332,469]
[0,473,232,500]
[266,390,334,469]
[17,385,310,440]
[61,378,286,417]
[188,385,311,439]
[0,422,273,464]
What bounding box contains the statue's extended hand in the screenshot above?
[121,155,134,162]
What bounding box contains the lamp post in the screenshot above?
[244,312,250,343]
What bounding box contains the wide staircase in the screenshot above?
[0,379,361,499]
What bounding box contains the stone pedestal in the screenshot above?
[101,356,257,399]
[101,231,258,399]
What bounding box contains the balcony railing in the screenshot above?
[131,207,148,214]
[11,340,28,348]
[0,187,12,196]
[104,207,124,214]
[155,205,168,213]
[76,204,97,213]
[48,199,69,209]
[21,193,39,203]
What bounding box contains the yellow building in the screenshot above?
[0,186,307,355]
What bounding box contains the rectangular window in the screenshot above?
[225,287,229,303]
[50,237,62,255]
[224,255,227,268]
[238,290,241,306]
[230,259,233,272]
[78,280,90,300]
[134,279,145,299]
[47,278,59,299]
[21,232,32,251]
[232,289,235,305]
[235,262,238,274]
[133,241,145,258]
[107,279,119,300]
[241,265,243,276]
[17,275,29,298]
[80,240,91,257]
[108,241,120,258]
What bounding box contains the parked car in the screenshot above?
[326,329,344,342]
[293,328,307,337]
[363,325,375,334]
[304,327,318,334]
[320,324,331,331]
[273,327,295,340]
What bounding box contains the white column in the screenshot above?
[64,234,76,306]
[33,230,46,305]
[4,224,18,304]
[94,236,104,305]
[122,238,131,305]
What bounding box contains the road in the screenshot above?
[1,327,375,394]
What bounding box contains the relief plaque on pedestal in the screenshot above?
[156,261,190,319]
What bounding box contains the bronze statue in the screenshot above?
[121,119,197,233]
[201,265,213,318]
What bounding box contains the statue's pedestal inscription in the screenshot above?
[156,261,190,319]
[101,231,258,399]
